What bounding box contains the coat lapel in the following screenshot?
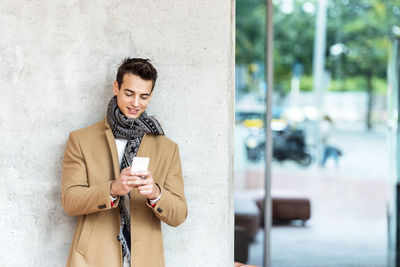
[104,118,120,180]
[130,135,148,203]
[136,134,147,157]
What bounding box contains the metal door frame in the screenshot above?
[263,1,273,266]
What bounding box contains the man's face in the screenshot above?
[113,73,153,119]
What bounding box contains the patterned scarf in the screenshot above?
[107,96,164,261]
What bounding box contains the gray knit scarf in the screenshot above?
[107,95,164,261]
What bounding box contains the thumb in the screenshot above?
[122,166,132,175]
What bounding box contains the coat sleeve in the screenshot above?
[61,132,119,217]
[147,144,188,227]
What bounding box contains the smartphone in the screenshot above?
[130,157,150,176]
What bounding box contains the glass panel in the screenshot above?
[235,0,267,265]
[387,38,400,266]
[271,0,397,266]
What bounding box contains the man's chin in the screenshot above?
[126,115,138,119]
[123,111,141,119]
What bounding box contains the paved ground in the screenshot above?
[235,125,392,266]
[268,168,388,267]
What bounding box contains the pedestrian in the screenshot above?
[61,58,187,267]
[320,115,342,167]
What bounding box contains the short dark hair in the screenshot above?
[116,58,158,91]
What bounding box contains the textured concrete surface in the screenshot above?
[0,1,235,266]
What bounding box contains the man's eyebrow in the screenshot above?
[123,88,150,95]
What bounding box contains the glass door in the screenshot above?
[234,0,273,266]
[387,37,400,267]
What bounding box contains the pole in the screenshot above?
[264,0,273,266]
[312,0,328,163]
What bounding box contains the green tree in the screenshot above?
[236,0,266,64]
[273,0,316,94]
[326,0,399,129]
[236,0,400,127]
[236,0,266,94]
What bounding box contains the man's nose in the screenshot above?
[132,96,140,106]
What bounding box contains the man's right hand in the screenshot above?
[110,167,136,197]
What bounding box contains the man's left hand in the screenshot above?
[130,170,160,200]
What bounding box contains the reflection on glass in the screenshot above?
[387,38,400,266]
[235,0,266,265]
[271,0,397,266]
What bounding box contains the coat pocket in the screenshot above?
[76,213,97,256]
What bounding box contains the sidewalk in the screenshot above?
[243,129,390,266]
[270,166,388,267]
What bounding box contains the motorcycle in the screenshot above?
[244,124,312,167]
[272,127,312,167]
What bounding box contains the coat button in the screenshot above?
[157,207,163,213]
[98,204,106,209]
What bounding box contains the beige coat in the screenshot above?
[61,118,187,267]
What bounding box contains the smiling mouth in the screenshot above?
[128,108,139,114]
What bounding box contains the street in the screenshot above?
[235,124,390,266]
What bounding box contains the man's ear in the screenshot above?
[113,81,119,96]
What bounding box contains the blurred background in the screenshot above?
[234,0,400,266]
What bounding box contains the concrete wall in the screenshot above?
[0,1,235,266]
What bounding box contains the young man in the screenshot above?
[61,58,187,267]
